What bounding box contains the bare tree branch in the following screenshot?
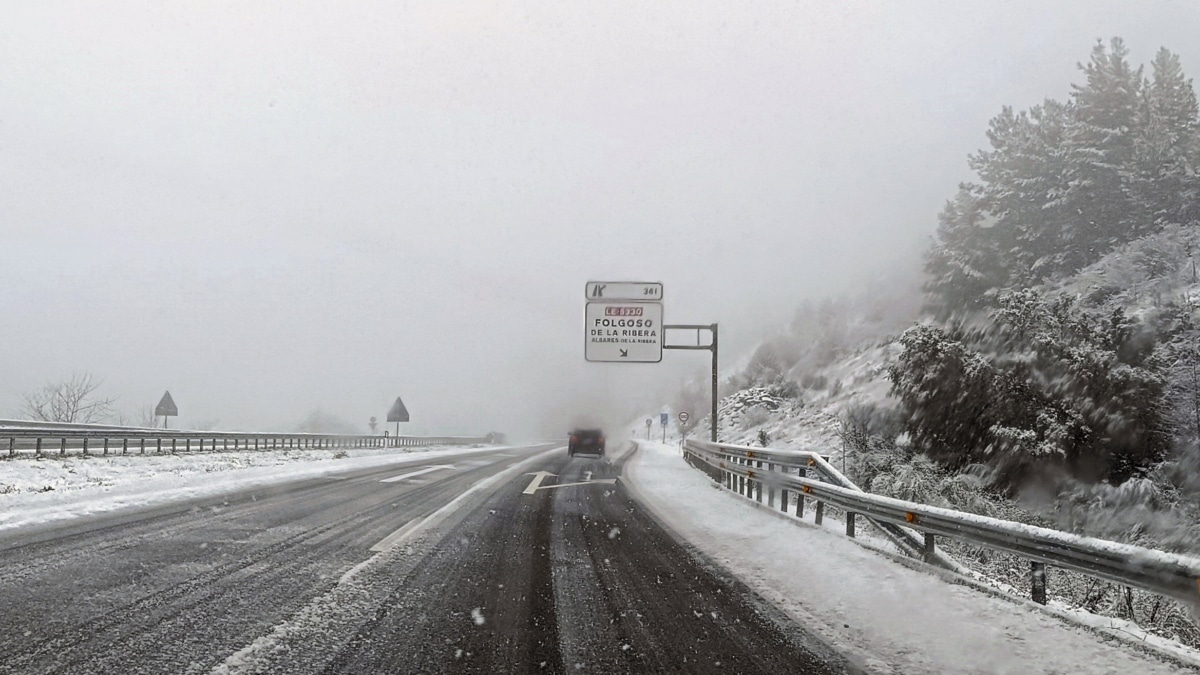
[20,373,116,423]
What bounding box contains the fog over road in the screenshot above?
[0,443,850,674]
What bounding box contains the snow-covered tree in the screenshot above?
[1132,48,1200,229]
[1060,38,1144,258]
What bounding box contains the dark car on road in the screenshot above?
[568,429,605,456]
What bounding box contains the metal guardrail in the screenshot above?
[684,438,1200,607]
[0,421,492,458]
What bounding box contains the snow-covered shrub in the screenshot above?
[890,291,1171,491]
[741,405,772,428]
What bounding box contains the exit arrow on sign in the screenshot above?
[619,349,628,357]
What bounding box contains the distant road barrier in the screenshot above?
[0,420,492,458]
[683,438,1200,608]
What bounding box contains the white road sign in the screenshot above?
[585,301,663,362]
[586,281,663,301]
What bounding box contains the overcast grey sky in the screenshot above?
[3,1,1198,436]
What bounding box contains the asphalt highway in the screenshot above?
[0,442,852,674]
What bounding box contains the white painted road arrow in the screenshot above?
[380,465,455,483]
[522,471,556,494]
[522,471,616,494]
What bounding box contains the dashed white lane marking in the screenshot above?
[379,465,455,483]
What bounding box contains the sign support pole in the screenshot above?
[711,324,718,442]
[664,323,719,443]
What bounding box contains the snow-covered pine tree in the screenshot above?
[1060,38,1144,267]
[1132,48,1200,230]
[923,188,1000,318]
[970,100,1074,283]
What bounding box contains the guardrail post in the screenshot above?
[10,437,15,457]
[172,438,177,453]
[1031,562,1047,604]
[102,438,109,456]
[756,463,763,502]
[767,462,775,507]
[60,437,66,456]
[814,500,824,525]
[777,465,787,511]
[82,438,89,456]
[122,438,128,456]
[157,438,162,454]
[36,437,43,456]
[186,438,191,453]
[846,512,856,538]
[923,533,936,562]
[796,469,806,517]
[141,438,146,454]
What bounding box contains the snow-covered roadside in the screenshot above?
[623,440,1200,674]
[0,444,518,533]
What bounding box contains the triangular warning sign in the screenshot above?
[155,391,178,417]
[387,397,410,423]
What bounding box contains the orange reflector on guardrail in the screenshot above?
[746,451,756,459]
[802,486,811,494]
[808,458,815,466]
[905,512,919,524]
[747,471,756,478]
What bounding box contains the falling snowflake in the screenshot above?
[471,607,485,625]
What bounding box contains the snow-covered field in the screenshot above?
[0,444,502,533]
[623,440,1200,674]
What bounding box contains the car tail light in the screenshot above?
[599,436,605,445]
[570,435,578,443]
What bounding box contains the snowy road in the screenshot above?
[0,442,848,674]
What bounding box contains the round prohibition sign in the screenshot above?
[678,411,690,423]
